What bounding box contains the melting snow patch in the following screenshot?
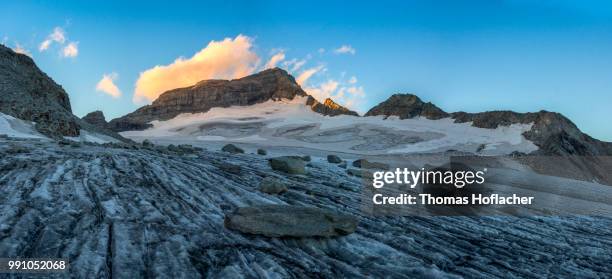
[0,112,47,139]
[65,130,120,144]
[120,97,539,155]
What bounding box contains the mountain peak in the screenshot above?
[365,93,449,120]
[0,44,80,137]
[307,97,359,116]
[109,68,356,131]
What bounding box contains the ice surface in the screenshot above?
[0,139,609,277]
[121,97,538,156]
[0,112,47,139]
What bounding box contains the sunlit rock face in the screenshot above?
[109,68,356,131]
[307,97,359,116]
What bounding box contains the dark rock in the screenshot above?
[222,144,244,154]
[224,205,358,237]
[81,111,108,129]
[0,44,79,137]
[257,148,267,155]
[347,168,374,178]
[352,159,389,170]
[452,110,612,156]
[301,155,311,162]
[365,94,448,120]
[269,156,306,174]
[259,177,288,194]
[110,68,305,131]
[142,139,153,147]
[338,161,348,169]
[217,162,241,175]
[327,155,342,164]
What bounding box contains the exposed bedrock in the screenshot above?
[109,68,357,132]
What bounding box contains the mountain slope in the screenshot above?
[365,94,449,120]
[366,94,612,156]
[0,44,80,137]
[0,44,127,142]
[109,68,357,131]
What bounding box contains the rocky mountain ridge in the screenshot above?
[365,93,611,156]
[0,44,127,142]
[108,68,358,131]
[0,44,79,138]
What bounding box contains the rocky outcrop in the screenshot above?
[82,110,109,129]
[365,94,449,120]
[224,205,358,237]
[269,156,306,174]
[452,110,612,156]
[109,68,358,131]
[222,144,244,154]
[0,44,80,137]
[307,97,359,116]
[365,93,611,156]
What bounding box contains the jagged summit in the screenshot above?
[82,110,109,129]
[109,67,357,131]
[307,97,359,117]
[365,93,611,156]
[365,94,449,120]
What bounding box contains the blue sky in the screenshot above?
[1,0,611,141]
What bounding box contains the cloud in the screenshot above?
[304,80,339,101]
[303,75,367,112]
[39,27,66,52]
[296,65,325,86]
[348,76,357,84]
[13,43,32,57]
[318,48,325,54]
[62,42,79,58]
[96,73,122,98]
[264,51,285,69]
[133,35,260,103]
[334,45,356,55]
[283,58,307,73]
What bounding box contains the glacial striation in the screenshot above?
[0,138,610,277]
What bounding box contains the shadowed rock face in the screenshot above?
[365,94,449,120]
[109,68,357,131]
[452,110,612,156]
[224,205,358,237]
[0,44,79,137]
[365,93,611,156]
[82,110,108,129]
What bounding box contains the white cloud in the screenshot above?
[348,76,357,84]
[62,42,78,58]
[283,58,307,73]
[13,43,32,57]
[296,65,325,86]
[96,73,122,98]
[304,80,339,101]
[318,48,325,54]
[303,75,366,112]
[334,45,356,55]
[264,51,285,69]
[39,27,66,52]
[133,34,260,103]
